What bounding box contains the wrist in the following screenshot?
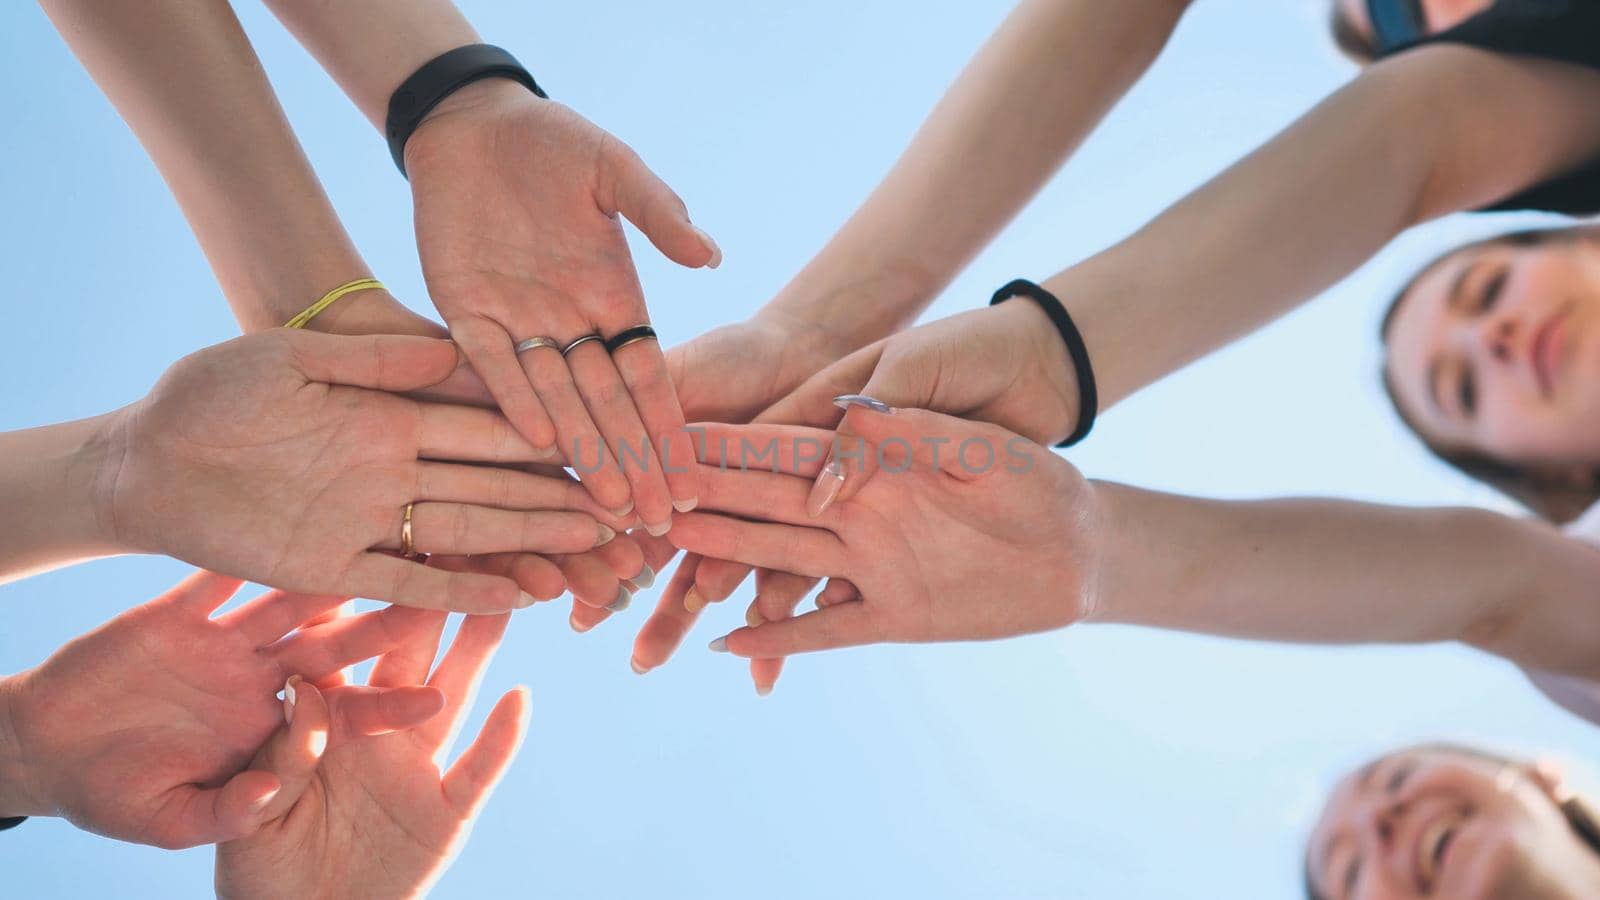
[1075,480,1133,626]
[0,412,130,581]
[0,673,46,819]
[404,78,539,174]
[992,298,1080,444]
[760,262,938,352]
[303,288,446,339]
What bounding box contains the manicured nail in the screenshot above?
[251,788,280,813]
[832,394,894,414]
[708,636,729,653]
[692,225,722,269]
[282,676,300,725]
[746,604,765,628]
[570,612,594,633]
[630,657,651,675]
[626,564,656,591]
[806,456,846,518]
[644,519,672,537]
[610,501,634,519]
[756,684,773,698]
[684,587,706,614]
[595,524,617,547]
[607,586,633,612]
[673,497,699,513]
[517,592,539,609]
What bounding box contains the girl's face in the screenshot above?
[1306,749,1594,899]
[1336,0,1493,42]
[1384,238,1600,468]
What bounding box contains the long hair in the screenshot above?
[1379,226,1600,525]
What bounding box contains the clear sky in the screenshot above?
[3,1,1596,897]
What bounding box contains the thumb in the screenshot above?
[283,330,461,392]
[233,675,333,828]
[604,142,721,269]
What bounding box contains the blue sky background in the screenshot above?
[3,1,1596,896]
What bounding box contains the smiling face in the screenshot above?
[1306,747,1600,899]
[1383,233,1600,472]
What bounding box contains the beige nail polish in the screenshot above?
[692,225,723,269]
[630,657,650,675]
[282,676,299,725]
[644,519,672,537]
[570,612,593,633]
[596,524,617,547]
[517,592,539,609]
[684,587,706,614]
[746,605,766,628]
[673,497,699,513]
[806,456,846,518]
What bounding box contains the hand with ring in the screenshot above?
[92,330,632,612]
[406,81,710,531]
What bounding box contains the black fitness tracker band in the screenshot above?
[385,44,548,177]
[989,278,1099,449]
[1366,0,1426,53]
[0,816,25,833]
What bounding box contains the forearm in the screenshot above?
[1088,482,1600,680]
[761,0,1192,350]
[0,674,41,819]
[0,414,125,584]
[39,0,370,332]
[1048,46,1600,410]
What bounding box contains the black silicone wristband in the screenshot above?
[385,44,548,177]
[989,279,1098,448]
[0,816,25,833]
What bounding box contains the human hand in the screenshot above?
[666,407,1103,657]
[299,284,492,406]
[105,329,631,612]
[215,611,529,900]
[406,80,714,530]
[0,571,444,849]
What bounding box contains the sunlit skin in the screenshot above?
[1306,748,1600,900]
[1384,236,1600,473]
[1335,0,1494,44]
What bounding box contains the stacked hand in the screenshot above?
[216,610,529,899]
[405,80,715,531]
[0,571,443,848]
[104,329,634,612]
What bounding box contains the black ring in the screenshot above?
[990,279,1098,448]
[604,325,658,354]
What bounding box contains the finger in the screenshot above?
[300,600,359,689]
[602,140,720,269]
[414,406,558,464]
[519,342,633,514]
[414,462,629,530]
[629,553,704,673]
[753,569,817,625]
[165,570,247,618]
[693,464,833,530]
[710,602,879,658]
[592,533,648,586]
[343,553,532,613]
[754,341,885,428]
[242,675,330,826]
[270,604,442,681]
[688,422,836,476]
[569,600,613,634]
[816,577,862,608]
[565,341,673,534]
[383,503,614,557]
[632,530,682,573]
[325,684,446,739]
[369,607,451,689]
[669,513,845,580]
[555,549,631,612]
[284,330,459,393]
[838,403,1028,483]
[150,770,282,850]
[442,687,532,818]
[429,552,567,602]
[689,556,754,612]
[218,590,347,647]
[449,317,557,450]
[610,343,700,513]
[423,612,513,751]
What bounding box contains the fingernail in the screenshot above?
[673,496,698,513]
[630,657,651,675]
[644,519,672,537]
[610,501,634,519]
[832,394,894,414]
[517,591,540,609]
[756,684,773,698]
[708,636,729,653]
[806,456,846,518]
[692,225,722,269]
[607,586,633,612]
[282,676,300,725]
[595,524,617,547]
[251,788,280,813]
[684,587,706,614]
[626,564,656,591]
[570,612,594,633]
[746,604,765,628]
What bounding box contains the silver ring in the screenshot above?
[514,336,561,355]
[561,334,604,356]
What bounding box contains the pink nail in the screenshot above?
[806,456,846,518]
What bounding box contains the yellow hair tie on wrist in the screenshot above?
[284,277,385,330]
